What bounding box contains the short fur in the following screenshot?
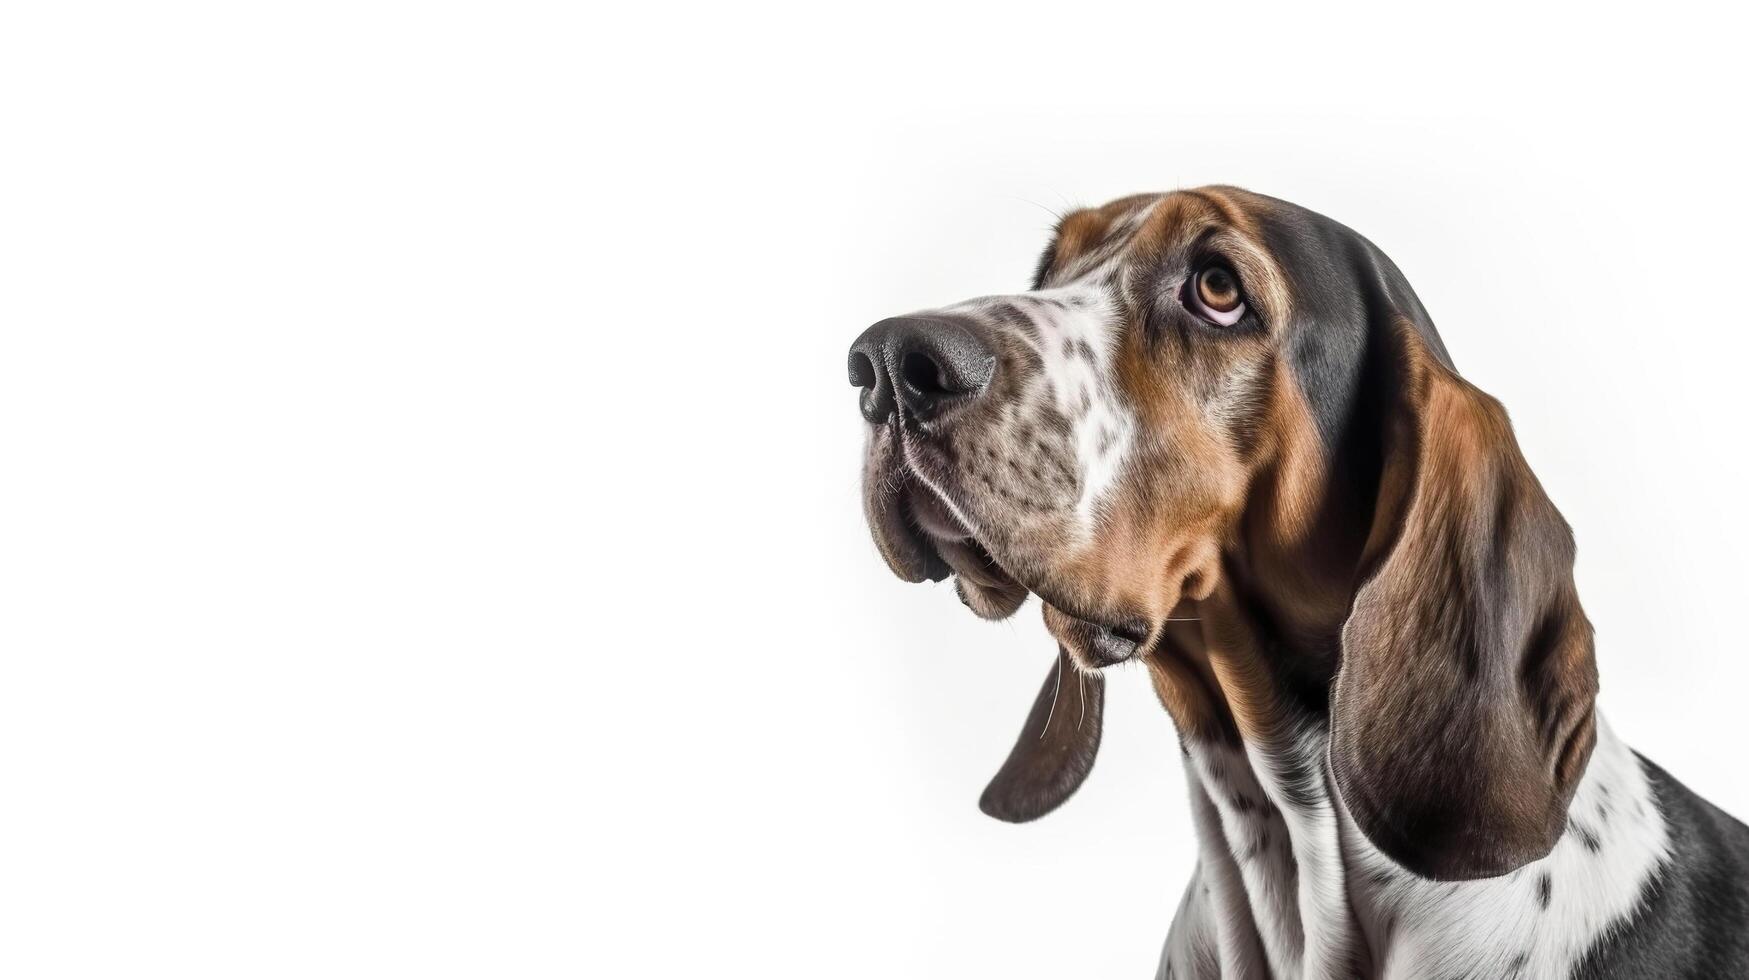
[850,188,1749,978]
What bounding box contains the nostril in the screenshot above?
[848,351,879,390]
[853,315,991,421]
[901,351,950,396]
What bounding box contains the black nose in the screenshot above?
[847,316,994,423]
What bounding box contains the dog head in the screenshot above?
[850,188,1598,880]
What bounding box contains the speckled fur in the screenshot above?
[1158,717,1667,979]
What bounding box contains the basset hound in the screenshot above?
[847,188,1749,978]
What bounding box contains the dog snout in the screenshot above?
[847,315,994,423]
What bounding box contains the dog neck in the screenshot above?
[1155,591,1670,979]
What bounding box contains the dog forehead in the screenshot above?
[1053,193,1162,253]
[1051,188,1266,272]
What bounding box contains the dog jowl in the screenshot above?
[850,190,1328,673]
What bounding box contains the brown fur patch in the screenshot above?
[1330,324,1598,879]
[992,189,1340,744]
[860,187,1606,868]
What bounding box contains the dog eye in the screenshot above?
[1185,264,1246,326]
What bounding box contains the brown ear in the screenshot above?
[979,646,1104,822]
[1331,325,1598,880]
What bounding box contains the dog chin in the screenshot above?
[1043,602,1147,669]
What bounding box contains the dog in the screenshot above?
[848,188,1749,978]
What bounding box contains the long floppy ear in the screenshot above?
[979,646,1103,822]
[1331,323,1598,880]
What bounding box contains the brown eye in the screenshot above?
[1182,263,1246,327]
[1197,266,1240,310]
[1187,264,1246,328]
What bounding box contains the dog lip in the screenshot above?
[862,446,953,583]
[904,496,955,583]
[886,469,1030,616]
[908,490,972,541]
[861,429,1027,613]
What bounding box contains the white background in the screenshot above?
[4,2,1747,977]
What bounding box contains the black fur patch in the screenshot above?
[1572,756,1749,977]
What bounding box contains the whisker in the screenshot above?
[1041,656,1062,739]
[1006,194,1066,224]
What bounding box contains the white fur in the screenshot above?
[953,283,1137,540]
[1162,716,1668,979]
[1027,287,1135,531]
